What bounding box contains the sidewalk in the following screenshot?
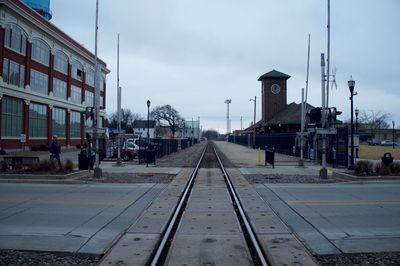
[214,141,344,177]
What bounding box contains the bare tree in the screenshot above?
[150,104,185,137]
[108,108,143,133]
[202,129,219,140]
[358,110,391,135]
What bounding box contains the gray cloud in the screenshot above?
[51,0,400,132]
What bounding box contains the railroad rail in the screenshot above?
[148,141,270,266]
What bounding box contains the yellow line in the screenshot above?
[288,200,400,206]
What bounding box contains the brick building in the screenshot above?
[0,0,109,151]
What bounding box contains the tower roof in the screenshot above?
[258,69,291,81]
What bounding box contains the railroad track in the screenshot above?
[148,141,270,266]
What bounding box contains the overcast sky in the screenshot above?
[50,0,400,133]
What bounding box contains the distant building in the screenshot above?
[0,0,109,151]
[133,120,156,139]
[241,70,309,134]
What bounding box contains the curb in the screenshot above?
[0,170,91,183]
[333,171,400,181]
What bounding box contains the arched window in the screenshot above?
[4,24,27,54]
[54,50,68,74]
[71,60,83,81]
[31,39,50,66]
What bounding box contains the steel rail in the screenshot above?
[213,146,269,266]
[149,145,207,266]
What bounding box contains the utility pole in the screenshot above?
[116,33,122,166]
[93,0,102,178]
[250,96,256,148]
[225,99,232,134]
[319,53,328,179]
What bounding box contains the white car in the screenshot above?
[126,139,144,151]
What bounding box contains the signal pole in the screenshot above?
[320,53,328,179]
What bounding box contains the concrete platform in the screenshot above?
[214,141,339,177]
[0,182,166,254]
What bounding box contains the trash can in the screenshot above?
[78,149,89,170]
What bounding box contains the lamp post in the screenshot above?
[146,100,150,167]
[249,96,256,149]
[348,76,356,169]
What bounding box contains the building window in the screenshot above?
[29,103,47,138]
[52,107,66,137]
[53,78,67,100]
[71,61,83,81]
[3,58,25,88]
[85,68,94,87]
[31,39,50,66]
[100,77,105,91]
[85,116,93,131]
[4,24,26,55]
[71,85,82,104]
[100,95,104,107]
[54,50,68,74]
[1,97,23,137]
[30,69,48,95]
[70,111,81,138]
[85,91,94,107]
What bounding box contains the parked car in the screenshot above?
[380,140,398,146]
[110,143,136,161]
[368,138,381,145]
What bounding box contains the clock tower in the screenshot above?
[258,70,291,121]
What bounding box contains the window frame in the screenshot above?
[1,97,23,138]
[31,39,50,66]
[71,60,83,81]
[4,24,27,55]
[70,111,81,138]
[52,107,66,138]
[29,102,48,138]
[30,69,49,95]
[54,50,68,74]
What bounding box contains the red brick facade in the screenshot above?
[0,0,109,151]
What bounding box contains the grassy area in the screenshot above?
[359,144,400,160]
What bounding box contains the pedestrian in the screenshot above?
[87,141,96,173]
[50,135,61,167]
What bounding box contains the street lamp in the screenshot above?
[348,76,357,169]
[249,96,256,149]
[146,100,150,167]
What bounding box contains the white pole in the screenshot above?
[93,0,102,178]
[300,88,305,162]
[116,33,122,165]
[326,0,331,108]
[305,34,310,104]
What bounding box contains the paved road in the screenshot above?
[0,182,166,254]
[255,181,400,254]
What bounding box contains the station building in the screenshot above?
[0,0,109,151]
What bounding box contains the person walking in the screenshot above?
[50,135,61,167]
[87,141,95,173]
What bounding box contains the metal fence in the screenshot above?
[228,126,349,168]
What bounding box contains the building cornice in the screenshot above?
[1,0,110,74]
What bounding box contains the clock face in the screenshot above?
[271,84,281,94]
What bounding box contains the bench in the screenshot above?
[2,156,40,169]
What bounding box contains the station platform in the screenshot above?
[214,141,342,177]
